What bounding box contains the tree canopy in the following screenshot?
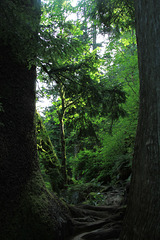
[36,0,139,189]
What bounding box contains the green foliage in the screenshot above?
[86,191,104,206]
[38,0,91,72]
[66,30,139,185]
[95,0,135,34]
[99,120,134,183]
[36,1,139,191]
[96,31,138,183]
[60,181,103,204]
[69,149,102,182]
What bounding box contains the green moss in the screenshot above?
[36,112,59,164]
[36,112,63,192]
[3,170,70,240]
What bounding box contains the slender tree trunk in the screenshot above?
[0,1,70,239]
[120,1,160,239]
[82,0,88,42]
[92,24,97,50]
[59,83,67,184]
[59,117,67,184]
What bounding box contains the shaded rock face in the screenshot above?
[101,186,125,206]
[62,181,130,207]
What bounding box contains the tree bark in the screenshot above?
[92,24,97,50]
[59,83,67,184]
[60,117,67,184]
[0,1,70,239]
[120,0,160,239]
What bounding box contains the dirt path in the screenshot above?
[64,185,128,240]
[70,231,94,240]
[67,204,126,240]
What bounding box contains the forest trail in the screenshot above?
[67,187,126,240]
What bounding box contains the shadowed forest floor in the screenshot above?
[66,186,127,240]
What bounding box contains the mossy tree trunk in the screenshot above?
[0,1,70,239]
[58,83,67,185]
[120,0,160,239]
[36,112,63,192]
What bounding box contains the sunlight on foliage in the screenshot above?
[36,0,139,193]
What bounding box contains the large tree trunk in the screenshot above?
[0,1,70,239]
[120,1,160,239]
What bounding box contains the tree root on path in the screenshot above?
[68,204,126,240]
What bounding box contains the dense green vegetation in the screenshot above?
[36,0,139,199]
